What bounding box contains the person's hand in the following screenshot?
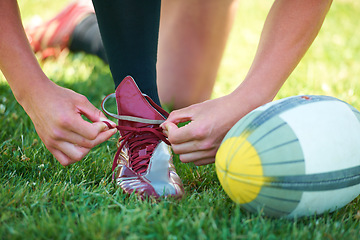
[161,94,255,166]
[22,80,117,166]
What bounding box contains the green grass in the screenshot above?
[1,0,360,239]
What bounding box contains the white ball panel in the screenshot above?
[279,100,360,174]
[288,184,360,218]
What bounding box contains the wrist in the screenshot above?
[0,38,51,106]
[11,71,53,109]
[230,80,275,115]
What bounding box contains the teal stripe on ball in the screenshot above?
[242,188,302,217]
[266,165,360,191]
[246,115,305,176]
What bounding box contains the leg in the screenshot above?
[92,0,161,105]
[157,0,239,109]
[92,0,184,199]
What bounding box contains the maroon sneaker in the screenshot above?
[102,76,184,199]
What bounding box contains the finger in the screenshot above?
[56,141,90,163]
[70,127,116,149]
[164,108,193,125]
[68,117,115,141]
[84,107,117,128]
[163,122,189,144]
[49,129,117,166]
[56,127,117,148]
[49,147,77,166]
[61,129,117,162]
[89,127,118,146]
[100,117,117,129]
[76,96,116,128]
[171,139,215,155]
[193,158,215,166]
[161,121,178,135]
[178,149,217,164]
[171,141,198,155]
[166,122,202,144]
[77,97,107,123]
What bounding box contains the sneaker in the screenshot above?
[101,76,185,199]
[25,0,94,60]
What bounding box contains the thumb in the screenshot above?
[164,107,193,125]
[161,121,178,137]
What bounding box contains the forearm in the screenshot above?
[233,0,332,108]
[0,1,49,105]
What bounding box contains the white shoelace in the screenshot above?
[101,93,165,125]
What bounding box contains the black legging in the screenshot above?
[87,0,161,105]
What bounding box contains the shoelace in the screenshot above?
[102,92,170,175]
[111,125,170,174]
[102,93,166,125]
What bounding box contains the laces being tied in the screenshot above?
[101,93,170,174]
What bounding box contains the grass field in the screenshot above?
[1,0,360,239]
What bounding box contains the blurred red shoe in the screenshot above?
[102,76,185,200]
[25,0,94,60]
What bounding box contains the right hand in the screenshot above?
[21,80,117,166]
[0,0,116,166]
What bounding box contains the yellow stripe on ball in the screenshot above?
[216,136,265,204]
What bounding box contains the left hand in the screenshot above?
[161,94,253,166]
[161,0,332,166]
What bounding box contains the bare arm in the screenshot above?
[0,0,47,100]
[234,0,332,106]
[0,1,116,165]
[162,0,332,166]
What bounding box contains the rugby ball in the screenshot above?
[215,95,360,218]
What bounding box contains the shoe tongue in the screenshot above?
[115,76,166,129]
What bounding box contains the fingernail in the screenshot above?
[102,121,113,130]
[163,130,169,137]
[100,117,116,126]
[100,118,116,128]
[160,122,167,130]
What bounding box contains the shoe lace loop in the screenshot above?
[102,93,166,125]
